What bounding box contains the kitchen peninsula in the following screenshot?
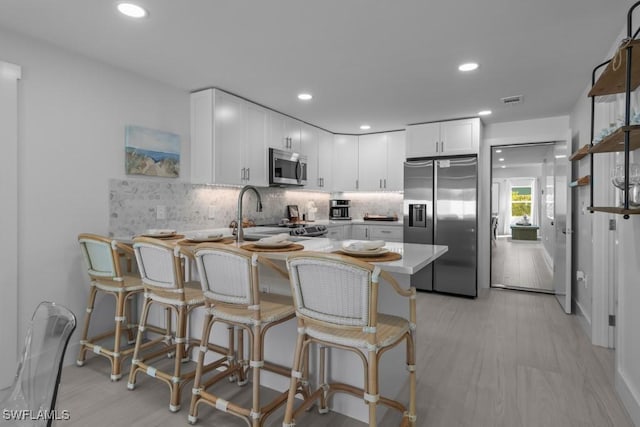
[185,236,448,422]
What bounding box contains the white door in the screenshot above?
[553,135,572,313]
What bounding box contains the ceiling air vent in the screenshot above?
[500,95,523,105]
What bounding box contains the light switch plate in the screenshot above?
[156,205,166,220]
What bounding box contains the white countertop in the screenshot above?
[227,238,447,275]
[118,233,446,276]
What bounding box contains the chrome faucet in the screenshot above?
[236,185,263,242]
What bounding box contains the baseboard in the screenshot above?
[574,300,592,340]
[616,368,640,426]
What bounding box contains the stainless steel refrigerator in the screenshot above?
[403,156,477,297]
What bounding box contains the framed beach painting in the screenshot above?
[125,125,180,178]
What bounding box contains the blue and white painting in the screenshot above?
[125,125,180,178]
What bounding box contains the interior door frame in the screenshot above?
[489,141,561,297]
[553,132,572,313]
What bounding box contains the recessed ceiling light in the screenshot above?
[501,165,506,169]
[458,62,479,72]
[495,149,502,153]
[499,158,505,162]
[360,125,371,130]
[478,110,492,116]
[117,3,148,18]
[297,93,312,101]
[555,154,567,159]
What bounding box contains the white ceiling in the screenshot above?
[492,144,554,169]
[0,0,636,134]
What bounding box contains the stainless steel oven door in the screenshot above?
[269,148,307,186]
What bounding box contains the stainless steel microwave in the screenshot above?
[269,148,307,186]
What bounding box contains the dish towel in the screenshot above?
[343,240,385,251]
[258,233,291,243]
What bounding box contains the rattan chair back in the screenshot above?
[287,252,378,328]
[78,233,122,281]
[133,237,185,294]
[194,244,258,306]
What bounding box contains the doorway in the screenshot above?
[490,143,557,293]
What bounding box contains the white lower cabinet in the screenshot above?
[326,225,345,240]
[349,224,402,242]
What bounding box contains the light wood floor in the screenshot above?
[55,290,633,427]
[492,236,554,292]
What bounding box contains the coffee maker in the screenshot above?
[329,199,351,220]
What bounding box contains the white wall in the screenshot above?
[567,24,640,425]
[0,28,190,363]
[0,60,21,387]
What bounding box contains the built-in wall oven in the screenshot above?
[269,148,307,186]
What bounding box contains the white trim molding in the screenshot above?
[0,60,21,388]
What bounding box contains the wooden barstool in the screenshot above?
[188,244,306,427]
[77,233,145,381]
[127,237,222,412]
[282,252,418,427]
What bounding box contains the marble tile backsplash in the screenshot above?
[340,192,404,220]
[109,179,404,237]
[109,179,332,237]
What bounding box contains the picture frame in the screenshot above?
[125,125,180,178]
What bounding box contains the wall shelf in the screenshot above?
[588,39,640,97]
[586,3,640,218]
[588,206,640,215]
[589,125,640,154]
[569,144,591,161]
[569,175,590,187]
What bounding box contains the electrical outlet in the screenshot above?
[208,205,215,220]
[156,205,166,220]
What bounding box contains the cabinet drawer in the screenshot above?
[327,227,344,240]
[370,226,402,242]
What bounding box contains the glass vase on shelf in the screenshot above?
[611,163,640,207]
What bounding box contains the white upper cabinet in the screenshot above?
[244,102,268,185]
[385,131,405,191]
[333,135,359,191]
[268,111,302,152]
[406,118,480,158]
[303,126,333,190]
[358,134,388,191]
[357,131,406,191]
[190,89,267,186]
[317,130,334,190]
[300,124,319,189]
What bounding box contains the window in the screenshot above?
[511,186,532,217]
